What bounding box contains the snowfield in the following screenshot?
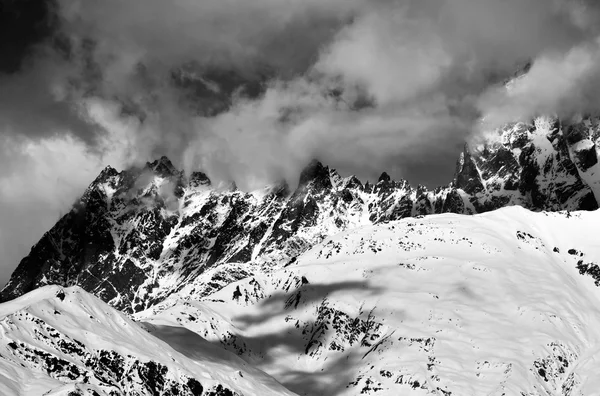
[1,206,600,395]
[0,285,297,395]
[138,206,600,396]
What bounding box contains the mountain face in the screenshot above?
[455,116,599,213]
[0,285,296,396]
[1,114,600,395]
[3,208,600,395]
[2,116,599,315]
[138,207,600,396]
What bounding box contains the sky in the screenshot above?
[2,0,600,286]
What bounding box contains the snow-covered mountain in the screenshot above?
[1,114,600,395]
[2,207,600,395]
[0,285,296,395]
[459,116,600,212]
[137,206,600,395]
[2,115,599,314]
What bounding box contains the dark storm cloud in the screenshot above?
[0,54,103,143]
[2,0,600,285]
[0,0,57,73]
[172,0,600,185]
[4,0,600,183]
[56,0,364,78]
[0,0,96,142]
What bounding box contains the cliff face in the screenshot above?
[2,116,599,313]
[452,116,599,213]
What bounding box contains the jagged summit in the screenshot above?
[90,165,119,186]
[378,172,391,183]
[451,116,599,212]
[1,115,599,313]
[298,159,332,191]
[189,170,211,187]
[147,155,179,177]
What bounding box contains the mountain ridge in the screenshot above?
[1,115,599,314]
[1,114,600,394]
[0,284,297,395]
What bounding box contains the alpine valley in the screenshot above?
[1,114,600,395]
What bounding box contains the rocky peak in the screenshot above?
[372,171,403,196]
[95,165,119,182]
[416,184,429,195]
[460,116,599,212]
[189,171,211,188]
[378,172,391,183]
[297,159,332,192]
[342,175,363,191]
[453,145,484,195]
[147,156,179,178]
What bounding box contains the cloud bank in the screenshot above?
[2,0,600,284]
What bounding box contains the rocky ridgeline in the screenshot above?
[1,116,599,312]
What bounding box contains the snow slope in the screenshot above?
[137,206,600,396]
[0,286,297,396]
